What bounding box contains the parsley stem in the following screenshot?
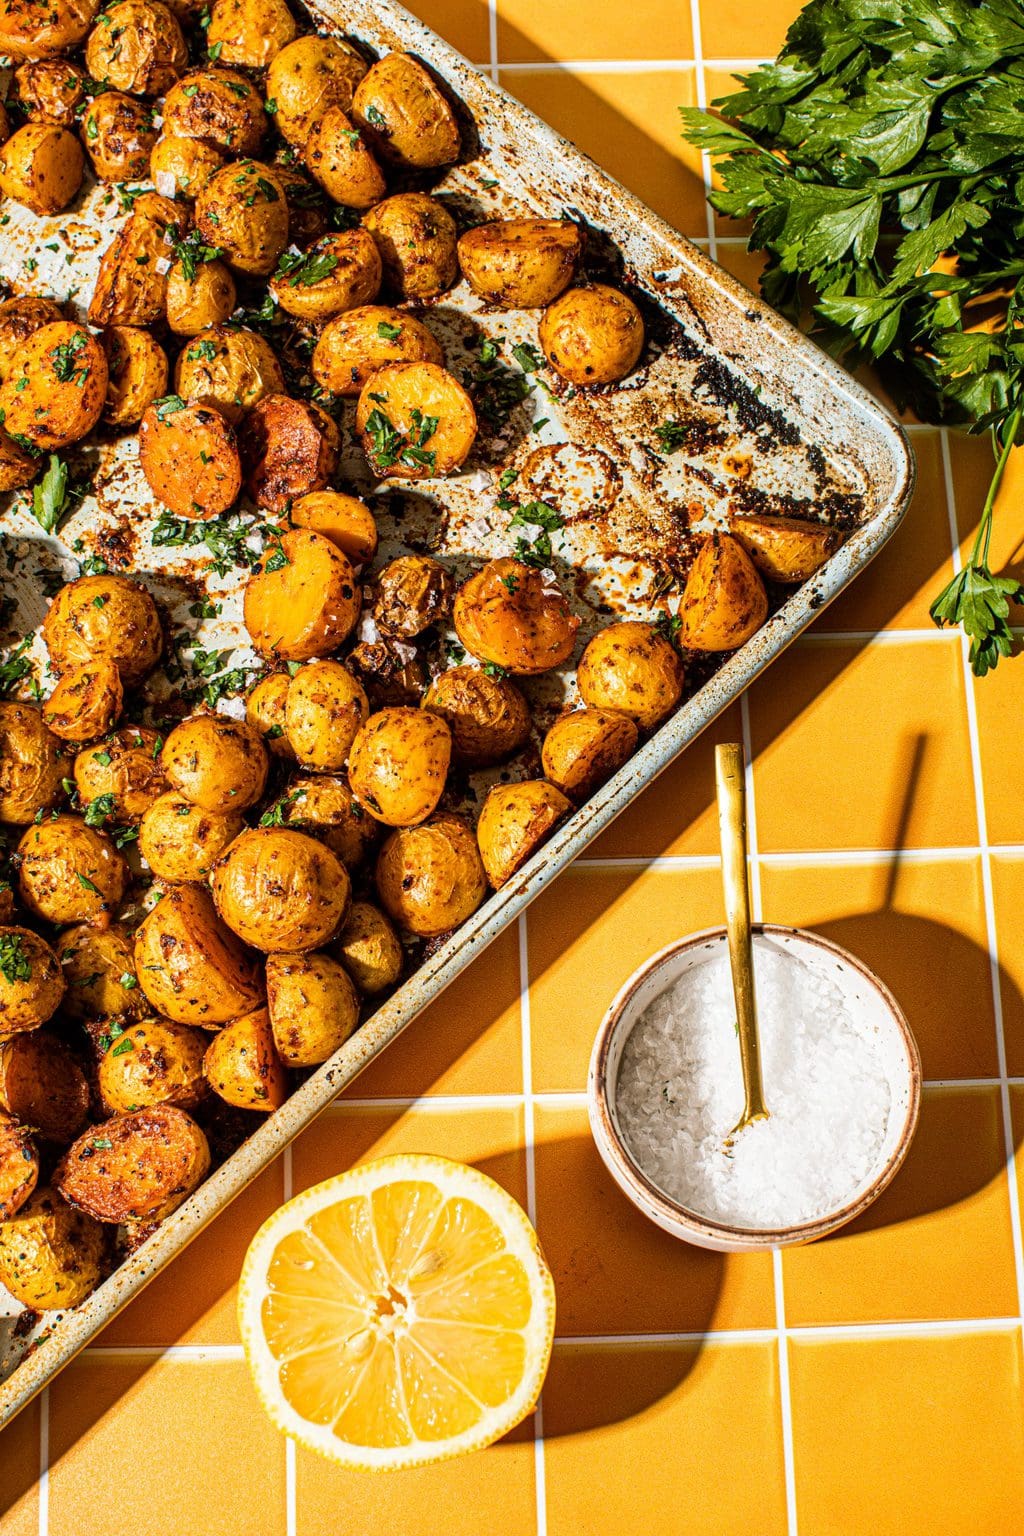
[971,403,1022,572]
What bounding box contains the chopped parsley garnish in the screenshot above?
[0,933,31,984]
[274,250,339,287]
[153,394,187,422]
[260,788,303,827]
[377,320,402,341]
[83,792,116,828]
[654,419,690,454]
[363,404,439,475]
[49,330,88,383]
[186,339,218,362]
[364,104,387,129]
[508,500,565,568]
[167,223,223,283]
[31,455,69,535]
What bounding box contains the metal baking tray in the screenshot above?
[0,0,914,1426]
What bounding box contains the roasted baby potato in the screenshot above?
[196,158,289,275]
[139,397,243,518]
[13,58,88,125]
[44,573,162,685]
[265,950,359,1066]
[348,707,451,827]
[363,193,458,302]
[89,207,173,327]
[539,283,645,386]
[101,324,169,427]
[267,34,368,147]
[0,0,100,57]
[57,921,143,1020]
[476,779,570,888]
[174,324,285,426]
[303,104,386,209]
[81,90,158,182]
[0,121,83,213]
[335,899,402,995]
[139,791,245,881]
[289,489,378,564]
[376,813,486,937]
[453,558,580,675]
[56,1104,210,1222]
[211,826,350,952]
[0,1186,105,1309]
[241,393,339,513]
[245,672,292,758]
[285,660,368,773]
[541,707,638,802]
[0,927,65,1036]
[375,555,453,638]
[0,1109,38,1218]
[576,620,684,730]
[134,884,263,1026]
[150,131,225,198]
[269,229,382,320]
[311,304,443,397]
[352,51,460,169]
[274,773,378,868]
[0,702,70,823]
[243,528,360,661]
[0,295,63,378]
[160,714,268,814]
[0,321,107,450]
[422,665,531,766]
[42,659,123,742]
[728,513,844,584]
[165,256,236,335]
[86,0,186,94]
[458,219,583,309]
[203,1006,286,1110]
[0,1031,89,1143]
[679,533,768,652]
[162,67,265,155]
[73,725,168,822]
[0,431,37,492]
[206,0,295,70]
[98,1016,209,1112]
[18,815,129,925]
[356,362,476,479]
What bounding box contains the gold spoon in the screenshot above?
[715,742,770,1147]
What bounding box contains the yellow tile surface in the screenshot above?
[991,856,1024,1074]
[0,1397,40,1536]
[496,0,693,62]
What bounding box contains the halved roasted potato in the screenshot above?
[139,791,245,881]
[541,707,638,802]
[0,702,70,823]
[678,533,768,652]
[73,725,168,822]
[269,229,381,321]
[134,885,263,1026]
[0,1186,105,1309]
[55,1105,210,1222]
[453,558,579,675]
[165,256,236,336]
[0,122,83,213]
[98,1016,209,1112]
[0,321,107,450]
[728,513,844,584]
[84,0,186,94]
[205,0,295,69]
[173,324,285,426]
[289,489,378,564]
[162,67,265,155]
[267,35,368,147]
[139,397,243,518]
[476,779,570,888]
[241,394,339,513]
[303,104,386,209]
[43,573,162,685]
[0,1109,38,1218]
[348,707,451,827]
[335,899,402,995]
[243,529,360,661]
[265,950,360,1066]
[58,921,143,1021]
[211,827,350,952]
[17,815,129,925]
[160,714,268,814]
[539,283,645,386]
[0,1031,90,1143]
[245,672,292,758]
[194,158,288,276]
[101,325,169,427]
[363,192,457,301]
[0,927,65,1036]
[203,1007,286,1111]
[458,218,583,308]
[273,773,379,869]
[41,658,123,742]
[352,51,460,169]
[88,206,173,327]
[375,813,485,938]
[285,660,368,773]
[422,664,531,766]
[576,620,684,730]
[355,361,476,480]
[80,90,158,182]
[311,305,443,397]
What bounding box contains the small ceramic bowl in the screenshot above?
[588,924,921,1252]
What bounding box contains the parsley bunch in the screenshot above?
[681,0,1024,673]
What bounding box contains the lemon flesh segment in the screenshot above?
[238,1155,556,1471]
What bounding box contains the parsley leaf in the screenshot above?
[31,455,69,535]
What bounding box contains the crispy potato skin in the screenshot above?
[679,534,769,652]
[285,660,368,773]
[453,558,580,675]
[174,324,284,426]
[0,121,83,212]
[0,1109,38,1218]
[303,104,386,209]
[0,702,70,823]
[73,725,168,822]
[57,921,143,1020]
[195,158,288,275]
[203,1007,286,1110]
[140,399,242,518]
[211,827,351,952]
[352,52,460,169]
[42,658,123,742]
[13,59,87,125]
[376,813,486,938]
[356,361,476,480]
[206,0,296,70]
[162,67,265,155]
[0,1031,90,1143]
[150,132,225,198]
[101,325,169,427]
[241,393,339,512]
[458,219,583,309]
[348,707,451,827]
[243,529,360,661]
[245,673,292,758]
[541,707,638,802]
[275,773,379,868]
[0,295,63,379]
[375,555,454,639]
[44,573,162,685]
[265,950,360,1066]
[81,90,158,182]
[289,490,378,564]
[165,257,236,335]
[18,815,129,925]
[85,0,186,93]
[422,665,531,767]
[267,35,368,147]
[134,885,263,1026]
[56,1105,210,1222]
[0,1186,105,1309]
[99,1016,209,1112]
[363,192,457,301]
[0,430,37,492]
[577,620,684,731]
[476,780,570,888]
[88,208,172,327]
[335,899,402,994]
[140,791,245,881]
[0,0,100,58]
[0,321,107,450]
[269,229,382,320]
[161,714,268,814]
[728,514,844,583]
[312,304,443,397]
[539,283,645,386]
[0,927,65,1036]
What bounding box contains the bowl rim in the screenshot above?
[588,922,923,1247]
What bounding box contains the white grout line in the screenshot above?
[486,0,499,83]
[939,428,1024,1321]
[576,845,993,870]
[517,913,548,1536]
[688,0,717,260]
[37,1385,48,1536]
[491,57,771,73]
[283,1146,296,1536]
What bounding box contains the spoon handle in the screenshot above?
[715,743,769,1129]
